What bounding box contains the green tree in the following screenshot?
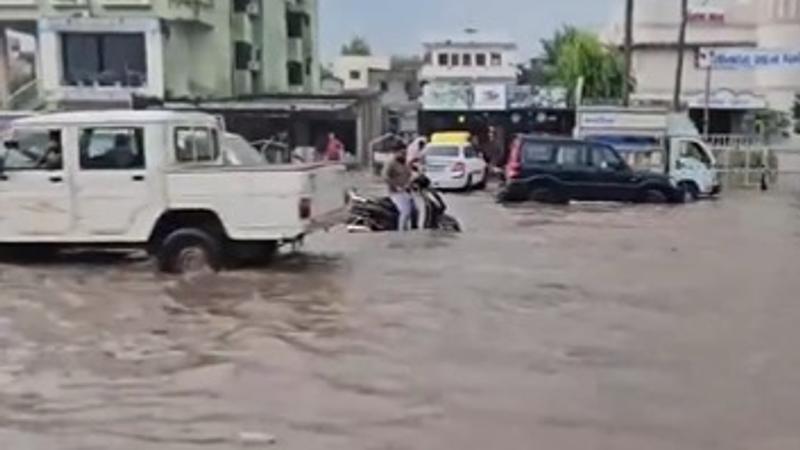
[540,27,628,103]
[341,36,372,56]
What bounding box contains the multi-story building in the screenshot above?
[332,55,390,91]
[0,0,320,110]
[603,0,800,134]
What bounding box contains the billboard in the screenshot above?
[699,47,800,71]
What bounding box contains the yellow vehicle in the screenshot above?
[430,131,471,145]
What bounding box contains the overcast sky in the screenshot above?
[319,0,619,62]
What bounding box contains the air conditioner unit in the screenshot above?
[99,0,152,6]
[248,59,261,72]
[246,0,259,16]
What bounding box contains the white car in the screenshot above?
[423,144,487,190]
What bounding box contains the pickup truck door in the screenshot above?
[0,128,73,237]
[73,127,151,237]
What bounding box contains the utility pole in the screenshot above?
[673,0,689,111]
[622,0,634,106]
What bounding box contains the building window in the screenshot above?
[380,81,388,92]
[234,41,252,71]
[61,33,147,87]
[490,52,502,66]
[286,12,305,39]
[288,61,304,86]
[462,53,472,66]
[476,53,487,66]
[79,128,145,170]
[424,52,432,64]
[349,70,361,80]
[233,0,250,12]
[450,53,460,66]
[437,53,448,66]
[306,57,312,76]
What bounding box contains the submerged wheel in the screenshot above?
[157,228,222,274]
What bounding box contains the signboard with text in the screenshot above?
[699,47,800,71]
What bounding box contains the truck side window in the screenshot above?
[175,127,220,163]
[79,128,145,170]
[1,128,62,171]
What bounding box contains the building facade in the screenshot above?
[0,0,320,110]
[332,55,390,91]
[604,0,800,134]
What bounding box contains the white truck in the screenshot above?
[0,110,347,273]
[574,106,721,200]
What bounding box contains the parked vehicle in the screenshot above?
[499,136,685,204]
[0,110,347,273]
[423,132,487,190]
[574,106,721,201]
[347,176,461,232]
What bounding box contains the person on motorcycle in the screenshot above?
[382,143,415,231]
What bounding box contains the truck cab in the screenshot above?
[0,110,347,273]
[575,107,721,200]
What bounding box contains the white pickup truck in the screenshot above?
[0,110,347,273]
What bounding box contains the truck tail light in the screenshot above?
[299,197,312,220]
[506,138,522,179]
[452,162,466,178]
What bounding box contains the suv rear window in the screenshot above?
[426,146,460,158]
[522,142,556,164]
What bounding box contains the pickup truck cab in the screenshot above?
[0,110,347,273]
[500,136,684,204]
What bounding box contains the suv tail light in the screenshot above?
[452,162,466,178]
[506,138,522,179]
[299,197,312,220]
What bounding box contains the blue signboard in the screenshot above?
[700,48,800,71]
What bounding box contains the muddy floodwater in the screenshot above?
[2,180,800,450]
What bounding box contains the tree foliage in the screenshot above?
[540,26,629,103]
[341,36,372,56]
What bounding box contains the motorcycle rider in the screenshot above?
[382,143,415,231]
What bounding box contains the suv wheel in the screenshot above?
[641,188,668,204]
[157,228,222,274]
[531,186,568,205]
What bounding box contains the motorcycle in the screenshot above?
[347,176,461,233]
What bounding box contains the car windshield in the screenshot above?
[425,146,460,158]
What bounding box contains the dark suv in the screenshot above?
[499,136,684,204]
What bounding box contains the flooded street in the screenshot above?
[2,181,800,450]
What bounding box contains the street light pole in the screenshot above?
[623,0,634,106]
[673,0,689,111]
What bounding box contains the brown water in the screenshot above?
[1,182,800,450]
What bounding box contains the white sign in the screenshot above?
[579,112,667,131]
[473,84,507,110]
[685,89,767,110]
[699,47,800,71]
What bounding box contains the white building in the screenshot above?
[332,56,390,91]
[605,0,800,134]
[419,30,518,111]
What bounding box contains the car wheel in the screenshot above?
[531,186,568,205]
[641,188,669,204]
[679,182,700,202]
[157,228,223,274]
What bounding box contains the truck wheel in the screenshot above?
[157,228,222,274]
[679,182,700,202]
